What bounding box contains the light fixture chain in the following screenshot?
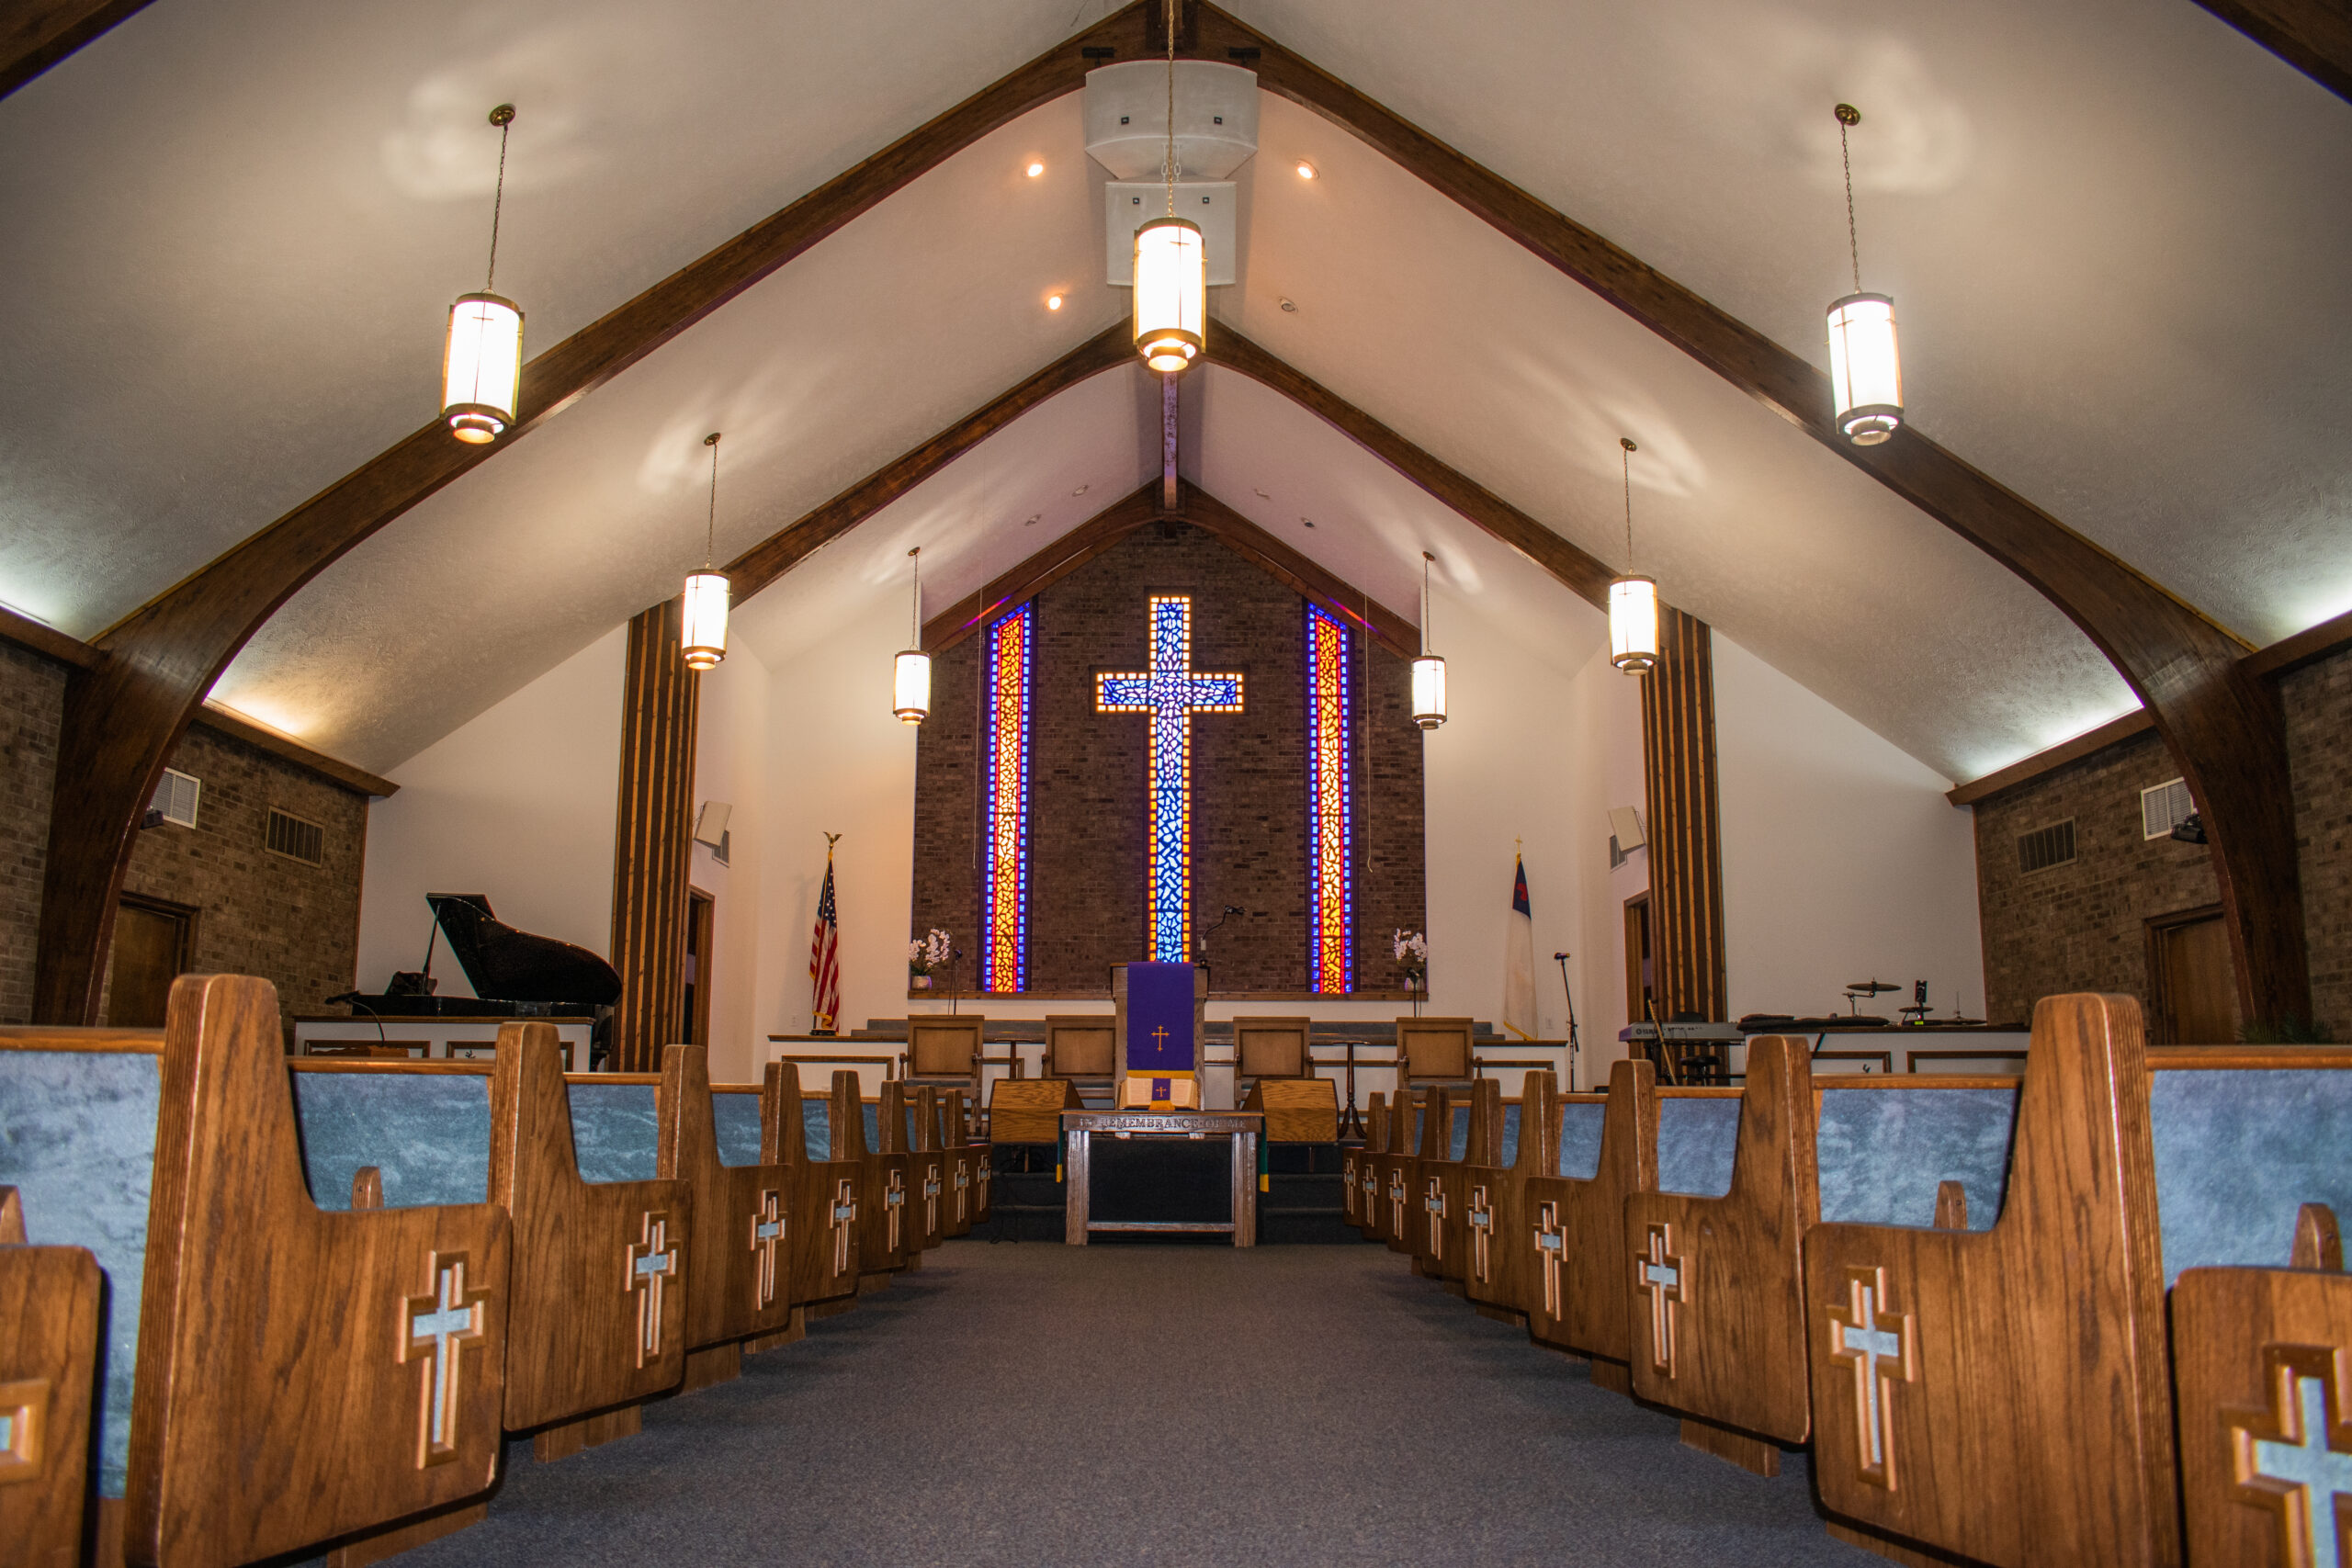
[705,434,719,569]
[486,112,512,293]
[910,548,922,644]
[1164,0,1177,218]
[1623,443,1634,570]
[1839,114,1860,294]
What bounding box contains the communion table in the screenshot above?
[1061,1109,1262,1246]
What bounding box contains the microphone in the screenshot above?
[324,989,365,1005]
[1224,905,1244,915]
[1552,953,1570,961]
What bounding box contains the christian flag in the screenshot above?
[1503,855,1537,1040]
[808,858,842,1033]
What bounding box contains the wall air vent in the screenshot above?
[265,808,325,867]
[2018,818,2076,874]
[2141,777,2195,840]
[151,769,200,829]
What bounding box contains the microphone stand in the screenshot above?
[1553,953,1579,1093]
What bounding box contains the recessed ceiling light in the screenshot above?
[1300,515,1316,528]
[1074,484,1090,496]
[1295,160,1317,180]
[1279,298,1298,313]
[1026,161,1046,177]
[1253,488,1270,499]
[1023,514,1041,525]
[1046,293,1065,310]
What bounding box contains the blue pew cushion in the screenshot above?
[802,1099,831,1160]
[711,1091,764,1168]
[291,1071,492,1211]
[1449,1105,1472,1161]
[1557,1102,1607,1180]
[0,1050,161,1497]
[1815,1086,2016,1231]
[1499,1102,1521,1165]
[567,1082,661,1183]
[2152,1068,2352,1288]
[1657,1098,1739,1198]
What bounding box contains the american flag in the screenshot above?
[808,857,841,1033]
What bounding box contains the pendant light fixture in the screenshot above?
[1826,103,1903,446]
[680,433,729,671]
[442,104,525,445]
[894,547,932,725]
[1132,3,1205,374]
[1411,551,1447,729]
[1609,437,1659,674]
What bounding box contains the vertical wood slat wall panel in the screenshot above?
[609,599,699,1071]
[1640,605,1726,1022]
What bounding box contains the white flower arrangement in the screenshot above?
[907,928,952,976]
[1392,929,1428,979]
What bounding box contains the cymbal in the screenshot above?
[1844,979,1898,995]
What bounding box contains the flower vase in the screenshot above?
[910,974,932,990]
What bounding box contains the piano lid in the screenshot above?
[427,893,623,1007]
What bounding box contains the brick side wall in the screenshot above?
[2284,647,2352,1035]
[911,523,1427,994]
[1973,643,2351,1038]
[0,646,66,1023]
[110,724,369,1028]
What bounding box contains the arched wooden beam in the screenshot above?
[0,0,157,99]
[2191,0,2352,102]
[28,5,1159,1023]
[1195,2,2310,1025]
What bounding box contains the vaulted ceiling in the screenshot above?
[3,0,2346,782]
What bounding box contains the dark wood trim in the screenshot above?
[1946,710,2159,806]
[732,324,1133,602]
[608,600,699,1072]
[1203,329,1615,611]
[1194,2,2309,1029]
[0,602,99,668]
[2143,901,2229,1047]
[0,0,156,99]
[922,481,1163,650]
[1623,892,1653,1027]
[2242,604,2352,681]
[2190,0,2352,102]
[1639,606,1726,1024]
[27,6,1157,1024]
[191,704,400,799]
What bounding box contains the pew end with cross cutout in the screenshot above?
[0,1182,103,1568]
[1462,1074,1555,1328]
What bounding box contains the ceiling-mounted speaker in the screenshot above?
[694,801,732,849]
[1608,806,1645,852]
[1082,62,1258,179]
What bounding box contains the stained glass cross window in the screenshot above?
[1095,595,1243,963]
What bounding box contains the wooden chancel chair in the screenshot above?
[1396,1016,1480,1105]
[1231,1016,1312,1100]
[903,1015,985,1101]
[1041,1015,1117,1104]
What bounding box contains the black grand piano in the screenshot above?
[352,895,621,1042]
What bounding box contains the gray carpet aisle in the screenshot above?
[402,1244,1877,1568]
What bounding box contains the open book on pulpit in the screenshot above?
[1111,962,1210,1110]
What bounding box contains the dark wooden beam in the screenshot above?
[29,5,1159,1023]
[0,0,155,99]
[2191,0,2352,103]
[1204,328,1616,610]
[1946,710,2159,807]
[0,603,99,670]
[1161,373,1182,513]
[190,705,400,800]
[1196,1,2312,1027]
[2242,604,2352,681]
[729,325,1133,602]
[1178,483,1419,660]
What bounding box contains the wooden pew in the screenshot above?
[775,1064,863,1316]
[1360,1089,1418,1248]
[832,1075,910,1284]
[1462,1076,1554,1325]
[291,1020,687,1462]
[892,1084,946,1257]
[1412,1086,1475,1283]
[1801,995,2352,1567]
[938,1089,991,1234]
[0,976,516,1566]
[1518,1058,1662,1392]
[1621,1035,2019,1476]
[0,1184,102,1567]
[1340,1092,1385,1235]
[650,1045,800,1387]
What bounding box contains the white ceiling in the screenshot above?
[2,0,2343,784]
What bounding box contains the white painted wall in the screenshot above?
[689,642,772,1083]
[1714,634,1984,1023]
[1563,635,1653,1089]
[356,628,627,996]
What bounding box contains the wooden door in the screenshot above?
[683,889,715,1046]
[2146,905,2238,1044]
[1623,893,1655,1025]
[109,896,195,1027]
